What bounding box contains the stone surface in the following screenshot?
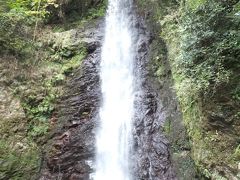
[39,5,193,180]
[130,13,177,180]
[39,19,103,180]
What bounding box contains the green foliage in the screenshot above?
[137,0,179,20]
[51,73,65,86]
[0,12,34,56]
[185,0,207,10]
[21,81,57,138]
[61,51,86,75]
[18,46,86,139]
[232,144,240,160]
[7,0,32,9]
[0,0,106,55]
[0,0,54,56]
[86,2,106,19]
[51,0,107,31]
[6,0,50,18]
[232,84,240,101]
[178,1,240,98]
[0,139,40,179]
[159,0,240,178]
[0,0,9,12]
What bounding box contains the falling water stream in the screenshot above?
[95,0,135,179]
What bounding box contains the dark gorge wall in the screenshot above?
[133,4,198,179]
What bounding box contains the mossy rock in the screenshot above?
[0,139,40,180]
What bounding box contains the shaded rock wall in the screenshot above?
[130,14,177,179]
[131,7,197,179]
[39,19,104,180]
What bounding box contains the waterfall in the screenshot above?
[94,0,135,179]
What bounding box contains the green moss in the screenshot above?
[62,50,86,75]
[163,118,172,135]
[20,49,86,139]
[232,144,240,161]
[0,139,40,180]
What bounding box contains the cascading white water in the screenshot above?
[94,0,135,179]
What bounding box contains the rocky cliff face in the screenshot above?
[39,19,103,180]
[132,9,197,179]
[39,4,197,179]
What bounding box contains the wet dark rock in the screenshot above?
[86,42,100,54]
[39,19,103,180]
[130,12,178,180]
[131,3,198,178]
